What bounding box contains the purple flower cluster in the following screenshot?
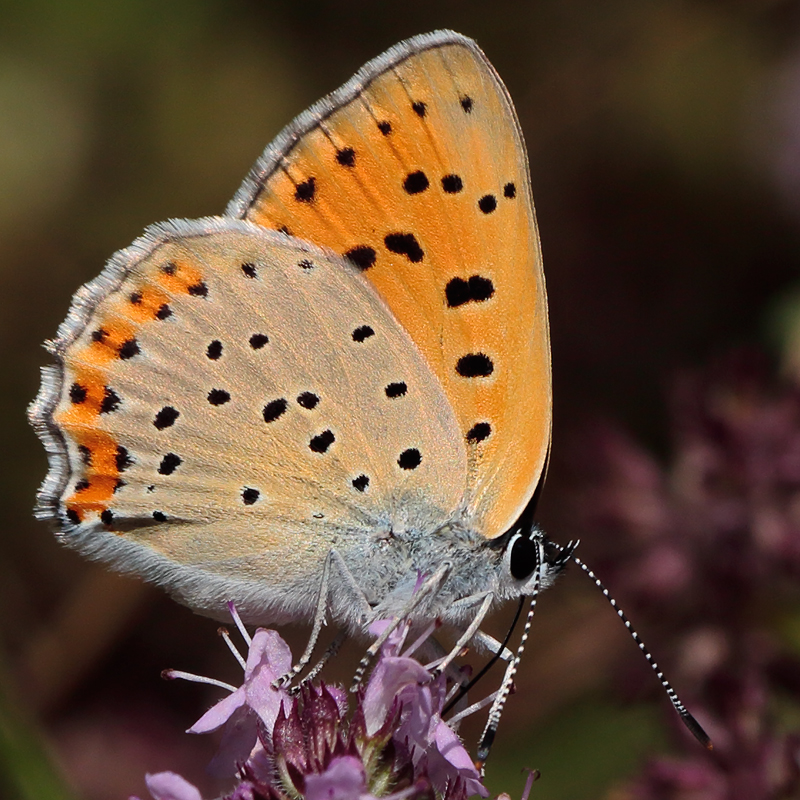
[138,614,487,800]
[564,354,800,797]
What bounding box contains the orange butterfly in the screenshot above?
[30,31,710,760]
[31,29,552,633]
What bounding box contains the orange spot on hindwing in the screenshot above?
[54,260,205,528]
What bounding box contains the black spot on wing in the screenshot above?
[478,195,497,214]
[263,398,288,423]
[456,353,494,378]
[352,474,369,492]
[154,406,179,429]
[398,448,421,470]
[344,246,377,271]
[207,389,231,406]
[295,177,316,202]
[403,170,429,194]
[70,383,87,404]
[309,429,335,453]
[297,392,320,410]
[467,422,492,443]
[116,446,133,472]
[352,325,374,342]
[118,338,140,359]
[206,340,223,360]
[187,282,208,297]
[384,233,423,263]
[445,276,495,308]
[442,174,463,194]
[100,387,121,414]
[242,487,260,505]
[158,453,182,475]
[336,147,356,167]
[385,382,407,398]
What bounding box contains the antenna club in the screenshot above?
[476,726,493,768]
[682,710,714,750]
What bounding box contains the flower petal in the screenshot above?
[144,772,203,800]
[304,756,369,800]
[362,656,431,735]
[433,722,475,772]
[207,706,259,779]
[188,687,246,733]
[245,629,292,680]
[431,724,488,798]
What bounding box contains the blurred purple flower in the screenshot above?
[562,353,800,798]
[146,608,487,800]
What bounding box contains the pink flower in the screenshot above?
[175,627,293,778]
[304,756,373,800]
[363,655,487,798]
[150,607,490,800]
[190,628,293,734]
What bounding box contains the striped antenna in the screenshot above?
[568,550,713,750]
[475,538,545,770]
[474,537,580,767]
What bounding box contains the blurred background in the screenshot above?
[3,1,800,798]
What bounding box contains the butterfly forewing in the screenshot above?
[34,219,467,601]
[230,31,551,538]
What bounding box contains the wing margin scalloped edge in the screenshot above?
[27,217,368,529]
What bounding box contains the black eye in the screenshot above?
[509,534,538,580]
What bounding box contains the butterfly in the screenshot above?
[30,28,554,629]
[30,29,714,760]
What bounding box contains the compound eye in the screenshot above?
[509,533,538,581]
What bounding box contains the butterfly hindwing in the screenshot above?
[30,218,467,616]
[229,31,551,538]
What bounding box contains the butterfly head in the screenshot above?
[490,524,573,603]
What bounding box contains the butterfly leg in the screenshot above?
[431,592,494,676]
[415,634,470,684]
[439,624,515,718]
[291,629,348,692]
[472,630,514,662]
[350,561,453,690]
[328,548,374,625]
[443,629,516,729]
[440,592,515,661]
[274,550,335,687]
[276,549,371,688]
